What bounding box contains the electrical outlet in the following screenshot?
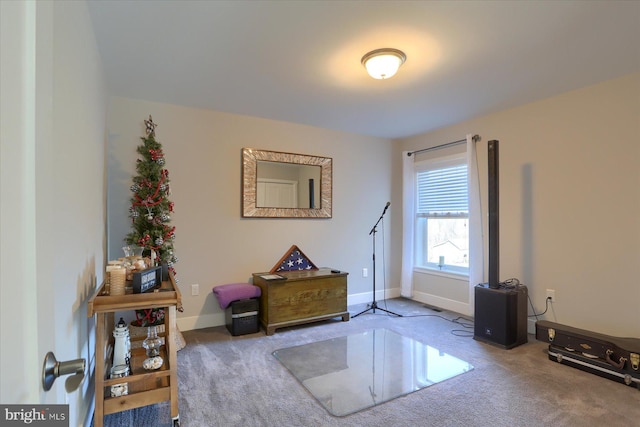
[546,289,556,303]
[191,284,199,296]
[362,268,368,278]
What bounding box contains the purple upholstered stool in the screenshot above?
[213,283,262,335]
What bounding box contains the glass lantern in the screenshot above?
[142,325,162,357]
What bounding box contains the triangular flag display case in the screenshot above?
[270,245,318,273]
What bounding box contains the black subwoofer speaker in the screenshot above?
[225,298,260,336]
[474,284,528,349]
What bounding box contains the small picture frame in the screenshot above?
[132,266,161,293]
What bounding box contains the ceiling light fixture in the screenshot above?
[361,48,406,80]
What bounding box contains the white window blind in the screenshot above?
[417,164,468,216]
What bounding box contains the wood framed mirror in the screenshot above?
[242,148,332,218]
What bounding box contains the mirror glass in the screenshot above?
[256,162,321,209]
[242,148,332,218]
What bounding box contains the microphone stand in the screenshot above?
[353,203,402,318]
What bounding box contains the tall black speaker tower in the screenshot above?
[487,140,499,289]
[474,140,528,349]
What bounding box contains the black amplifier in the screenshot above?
[473,283,528,349]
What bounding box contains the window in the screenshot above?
[414,155,468,274]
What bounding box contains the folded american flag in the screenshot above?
[271,245,318,272]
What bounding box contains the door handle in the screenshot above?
[42,352,85,392]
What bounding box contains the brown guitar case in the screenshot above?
[536,320,640,389]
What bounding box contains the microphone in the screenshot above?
[370,202,391,235]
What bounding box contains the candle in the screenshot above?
[439,256,445,266]
[110,268,126,295]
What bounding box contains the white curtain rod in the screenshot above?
[407,134,480,157]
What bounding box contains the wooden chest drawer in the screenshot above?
[253,269,349,335]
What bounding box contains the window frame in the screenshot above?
[413,153,469,276]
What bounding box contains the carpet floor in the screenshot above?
[101,297,640,426]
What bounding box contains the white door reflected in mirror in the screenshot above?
[256,161,320,209]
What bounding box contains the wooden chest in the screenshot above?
[252,269,350,335]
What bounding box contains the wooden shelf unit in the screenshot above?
[88,273,182,427]
[252,268,349,335]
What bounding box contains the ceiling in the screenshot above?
[87,1,640,140]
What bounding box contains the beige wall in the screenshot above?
[107,74,639,338]
[394,73,640,337]
[107,97,394,330]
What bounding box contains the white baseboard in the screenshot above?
[347,287,402,306]
[178,293,537,336]
[179,288,404,332]
[177,312,224,332]
[409,290,472,317]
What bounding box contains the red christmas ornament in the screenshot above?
[149,148,164,161]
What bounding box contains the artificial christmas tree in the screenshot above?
[126,115,179,327]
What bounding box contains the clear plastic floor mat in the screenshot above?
[273,328,473,416]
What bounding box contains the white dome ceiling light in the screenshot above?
[361,48,407,80]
